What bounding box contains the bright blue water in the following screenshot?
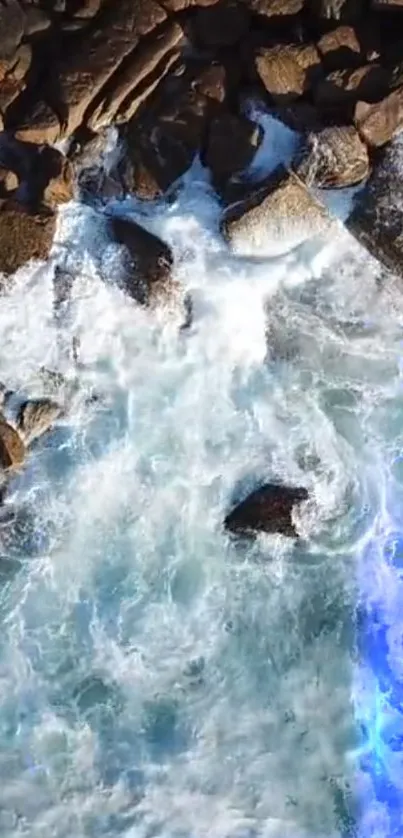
[0,118,402,838]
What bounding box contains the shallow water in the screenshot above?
[0,118,402,838]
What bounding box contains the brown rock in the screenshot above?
[108,216,177,308]
[314,64,389,111]
[0,0,24,61]
[317,25,361,70]
[73,0,104,17]
[193,64,228,103]
[13,100,61,145]
[221,166,330,256]
[204,112,263,186]
[16,398,63,445]
[39,147,74,209]
[0,203,55,276]
[224,483,308,538]
[191,1,250,48]
[0,414,25,471]
[255,44,322,102]
[245,0,303,16]
[0,166,18,195]
[296,125,369,187]
[88,20,184,130]
[354,86,403,146]
[160,0,220,8]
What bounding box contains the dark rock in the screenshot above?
[0,0,24,61]
[191,1,250,48]
[0,137,73,210]
[346,135,403,278]
[224,483,308,538]
[296,125,369,187]
[0,166,19,196]
[371,0,403,9]
[245,0,303,17]
[108,216,177,308]
[203,111,263,189]
[159,0,220,8]
[255,44,323,103]
[13,100,61,145]
[0,201,55,276]
[317,25,362,71]
[314,64,390,113]
[307,0,365,19]
[16,398,63,445]
[0,414,25,472]
[354,85,403,146]
[221,165,330,256]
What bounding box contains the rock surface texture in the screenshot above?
[224,483,309,538]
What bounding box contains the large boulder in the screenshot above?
[0,414,25,472]
[108,216,177,308]
[346,135,403,278]
[296,125,370,187]
[224,483,309,538]
[354,85,403,147]
[255,44,323,102]
[0,202,55,276]
[221,166,330,257]
[203,111,263,194]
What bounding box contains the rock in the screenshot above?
[87,20,184,130]
[0,166,19,196]
[307,0,364,19]
[0,138,73,209]
[314,64,390,113]
[371,0,403,9]
[73,0,104,17]
[255,44,323,102]
[203,112,263,189]
[13,100,61,145]
[15,0,168,142]
[296,125,369,187]
[245,0,303,17]
[24,6,51,35]
[224,483,308,538]
[0,202,55,276]
[354,86,403,147]
[193,64,228,104]
[346,135,403,278]
[108,216,177,308]
[16,398,63,444]
[159,0,220,8]
[0,414,25,471]
[0,0,24,61]
[191,1,250,48]
[317,25,362,70]
[221,165,330,256]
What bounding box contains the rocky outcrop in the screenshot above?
[354,86,403,146]
[0,203,55,277]
[108,216,177,308]
[255,45,323,103]
[224,483,309,538]
[296,124,369,186]
[221,166,330,256]
[0,414,25,472]
[16,398,63,445]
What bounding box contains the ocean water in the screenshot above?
[0,113,402,838]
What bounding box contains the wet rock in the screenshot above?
[0,0,24,61]
[314,65,390,113]
[108,216,177,308]
[159,0,220,8]
[13,100,61,145]
[203,111,263,191]
[255,44,323,102]
[0,202,55,276]
[317,25,362,71]
[16,398,63,445]
[191,1,250,48]
[224,483,308,538]
[346,135,403,278]
[296,125,369,187]
[221,165,330,256]
[354,86,403,147]
[0,414,25,471]
[36,146,74,209]
[246,0,303,17]
[0,166,19,196]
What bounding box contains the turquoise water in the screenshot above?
[0,128,402,837]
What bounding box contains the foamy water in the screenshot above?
[0,113,402,838]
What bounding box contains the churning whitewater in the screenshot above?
[0,117,402,838]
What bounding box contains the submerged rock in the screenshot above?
[224,483,309,538]
[0,413,25,471]
[221,165,330,256]
[296,125,369,188]
[108,216,177,308]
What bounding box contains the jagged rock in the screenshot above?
[15,0,168,142]
[191,1,250,48]
[245,0,303,16]
[255,44,323,103]
[354,86,403,146]
[314,64,390,116]
[317,25,362,71]
[88,20,184,130]
[296,125,369,187]
[0,202,55,276]
[221,166,330,256]
[224,483,308,538]
[203,112,263,190]
[0,414,25,471]
[346,135,403,278]
[108,216,177,308]
[16,398,63,444]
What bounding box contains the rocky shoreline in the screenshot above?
[1,0,403,536]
